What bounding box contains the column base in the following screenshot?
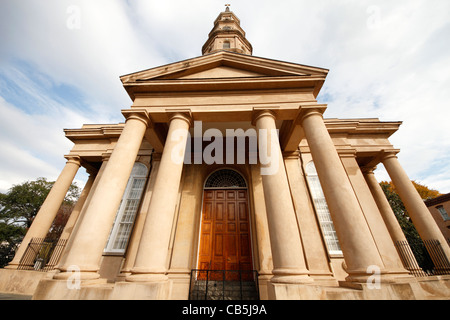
[271,268,313,284]
[111,281,170,300]
[53,270,100,281]
[267,282,322,300]
[167,271,191,300]
[344,269,399,285]
[126,268,169,282]
[3,263,19,270]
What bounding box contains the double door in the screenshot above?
[198,189,253,280]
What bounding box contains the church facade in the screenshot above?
[1,8,449,300]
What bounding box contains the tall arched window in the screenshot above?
[105,162,148,254]
[305,161,342,255]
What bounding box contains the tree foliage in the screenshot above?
[0,223,26,268]
[0,178,80,268]
[0,178,79,228]
[381,180,441,202]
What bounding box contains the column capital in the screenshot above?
[101,152,112,162]
[380,149,400,162]
[360,166,377,175]
[282,150,301,159]
[297,104,327,124]
[167,111,193,127]
[85,168,98,176]
[151,152,162,162]
[122,109,152,127]
[64,155,82,167]
[337,148,357,158]
[251,109,277,126]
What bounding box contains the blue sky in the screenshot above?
[0,0,449,193]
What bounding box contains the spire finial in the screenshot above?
[225,4,231,12]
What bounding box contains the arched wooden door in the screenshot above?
[198,170,253,280]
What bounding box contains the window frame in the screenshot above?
[104,162,148,255]
[436,205,450,221]
[305,161,342,256]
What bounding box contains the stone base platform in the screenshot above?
[0,269,448,300]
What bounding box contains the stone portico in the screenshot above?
[1,8,449,300]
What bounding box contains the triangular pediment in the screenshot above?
[121,51,328,83]
[120,51,329,99]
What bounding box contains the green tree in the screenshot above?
[380,180,440,272]
[0,178,80,267]
[0,223,26,268]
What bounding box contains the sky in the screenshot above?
[0,0,449,194]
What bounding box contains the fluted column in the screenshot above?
[382,152,450,263]
[55,110,150,280]
[299,107,386,283]
[253,110,311,284]
[7,156,81,269]
[127,112,192,282]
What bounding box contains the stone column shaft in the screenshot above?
[128,113,191,282]
[364,168,425,275]
[56,157,109,271]
[382,153,450,261]
[55,111,149,280]
[254,110,311,284]
[59,172,96,240]
[364,168,410,243]
[7,156,81,268]
[341,155,410,276]
[300,108,385,282]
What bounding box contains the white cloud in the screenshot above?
[0,95,92,193]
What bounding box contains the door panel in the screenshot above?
[198,189,253,281]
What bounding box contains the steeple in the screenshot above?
[202,5,253,55]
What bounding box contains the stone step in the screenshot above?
[193,280,257,288]
[190,280,259,300]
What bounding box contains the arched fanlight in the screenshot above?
[204,169,247,189]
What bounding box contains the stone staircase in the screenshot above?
[189,280,259,300]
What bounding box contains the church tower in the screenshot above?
[202,5,253,55]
